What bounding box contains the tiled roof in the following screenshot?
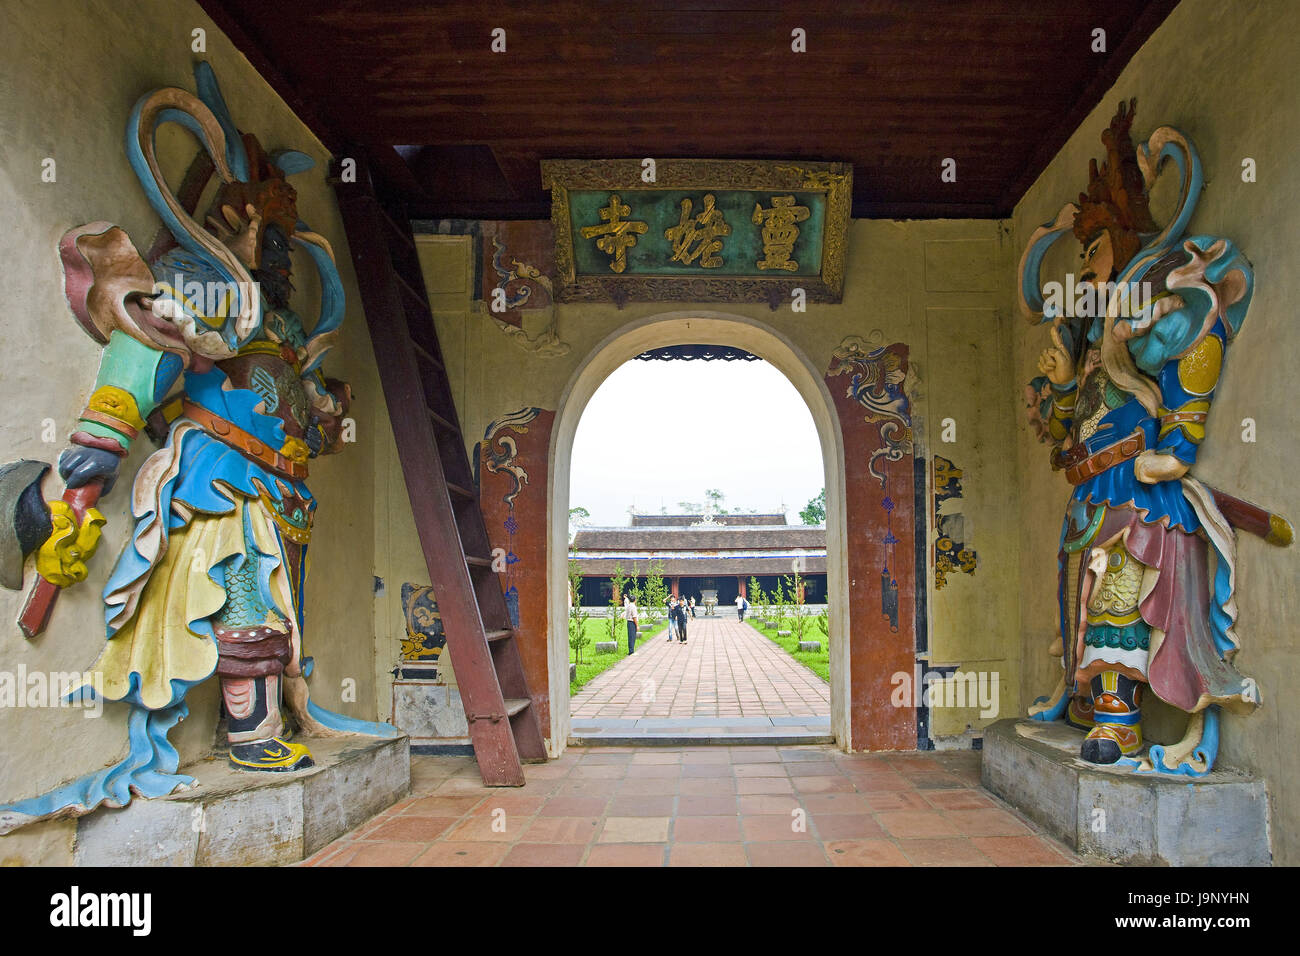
[572,525,825,551]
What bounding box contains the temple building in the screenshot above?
[570,513,827,607]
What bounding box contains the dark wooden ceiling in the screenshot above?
[200,0,1180,219]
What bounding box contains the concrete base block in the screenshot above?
[569,662,577,682]
[74,733,409,866]
[594,641,618,653]
[393,680,470,748]
[777,630,792,637]
[797,641,821,652]
[982,719,1270,866]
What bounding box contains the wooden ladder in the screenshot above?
[331,158,547,786]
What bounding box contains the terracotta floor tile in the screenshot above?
[922,790,998,811]
[466,794,548,817]
[971,835,1076,866]
[673,815,743,843]
[792,775,856,794]
[682,763,735,778]
[736,776,794,795]
[581,752,634,765]
[860,790,932,812]
[556,777,622,797]
[607,794,677,816]
[572,764,628,779]
[585,843,667,866]
[825,839,913,866]
[679,777,737,796]
[747,842,829,866]
[730,748,782,762]
[781,748,836,762]
[846,771,913,792]
[676,795,738,816]
[681,750,732,764]
[906,772,968,790]
[742,814,812,842]
[316,843,363,867]
[786,762,842,777]
[344,841,428,866]
[411,842,509,867]
[738,794,801,815]
[626,764,683,779]
[618,777,682,796]
[539,795,610,817]
[898,837,994,866]
[500,843,587,867]
[599,816,671,843]
[800,793,872,814]
[405,794,485,816]
[943,808,1033,837]
[669,843,749,867]
[876,810,960,839]
[443,814,520,842]
[631,751,683,765]
[520,815,602,844]
[365,815,459,843]
[810,814,885,841]
[733,763,790,778]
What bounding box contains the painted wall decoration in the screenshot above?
[476,407,555,730]
[932,456,978,589]
[542,159,851,305]
[476,221,568,357]
[400,583,446,669]
[1018,99,1292,775]
[826,333,921,750]
[0,63,398,834]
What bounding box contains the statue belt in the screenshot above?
[1064,429,1146,486]
[181,400,309,481]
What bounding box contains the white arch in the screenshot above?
[546,311,851,754]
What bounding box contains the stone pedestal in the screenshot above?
[982,718,1270,866]
[73,733,409,866]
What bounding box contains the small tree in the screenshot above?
[769,578,787,628]
[747,576,766,624]
[785,570,808,640]
[607,563,630,642]
[639,559,669,630]
[800,488,826,525]
[568,557,592,665]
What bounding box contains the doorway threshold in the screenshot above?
[569,716,833,747]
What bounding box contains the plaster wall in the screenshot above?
[1010,0,1300,864]
[0,0,396,859]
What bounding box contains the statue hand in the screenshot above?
[1037,325,1075,386]
[1134,451,1189,484]
[58,446,120,496]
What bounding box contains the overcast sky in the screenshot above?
[569,358,825,526]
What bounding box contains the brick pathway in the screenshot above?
[571,613,830,739]
[301,747,1087,867]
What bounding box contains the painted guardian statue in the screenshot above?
[1018,100,1291,775]
[0,63,396,831]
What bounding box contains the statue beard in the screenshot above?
[252,267,293,311]
[1098,257,1163,418]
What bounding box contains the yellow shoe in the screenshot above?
[229,736,315,772]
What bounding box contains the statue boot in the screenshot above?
[1079,671,1143,764]
[222,672,314,772]
[1065,690,1096,730]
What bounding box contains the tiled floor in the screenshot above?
[301,746,1086,867]
[572,613,830,720]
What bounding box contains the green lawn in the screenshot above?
[748,616,830,682]
[569,615,668,695]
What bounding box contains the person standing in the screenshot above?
[675,597,689,644]
[666,596,678,642]
[735,593,749,622]
[687,596,697,619]
[623,593,639,655]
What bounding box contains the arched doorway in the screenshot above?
[546,311,851,753]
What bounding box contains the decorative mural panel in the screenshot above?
[932,456,978,589]
[400,582,446,667]
[476,407,555,731]
[542,159,851,304]
[826,334,920,751]
[478,220,555,328]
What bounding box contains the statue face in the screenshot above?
[1080,230,1115,288]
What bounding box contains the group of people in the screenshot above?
[619,593,700,653]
